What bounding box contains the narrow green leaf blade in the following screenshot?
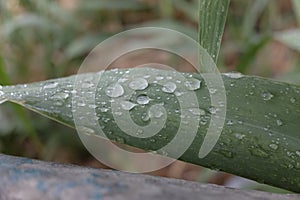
[292,0,300,26]
[199,0,230,62]
[1,68,300,192]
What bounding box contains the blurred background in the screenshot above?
[0,0,299,193]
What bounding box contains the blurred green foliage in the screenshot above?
[0,0,299,192]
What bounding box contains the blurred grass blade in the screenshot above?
[237,35,271,73]
[173,0,198,22]
[1,68,300,192]
[242,0,269,40]
[274,29,300,52]
[1,14,59,38]
[77,0,146,11]
[292,0,300,25]
[199,0,230,62]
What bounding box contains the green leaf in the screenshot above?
[199,0,230,62]
[274,29,300,52]
[1,68,300,192]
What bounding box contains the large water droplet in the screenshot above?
[261,91,274,101]
[106,83,124,98]
[120,101,137,111]
[162,82,177,94]
[184,78,202,91]
[44,82,58,89]
[129,78,148,90]
[136,95,150,105]
[223,72,244,79]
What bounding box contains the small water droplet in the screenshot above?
[78,126,95,136]
[276,119,283,126]
[209,88,217,94]
[162,82,177,93]
[269,143,278,150]
[174,91,183,97]
[156,76,164,80]
[184,78,202,91]
[136,129,143,135]
[44,82,58,89]
[296,151,300,157]
[106,83,124,98]
[261,91,274,101]
[290,98,296,104]
[81,82,94,88]
[188,108,205,116]
[224,72,244,79]
[208,106,217,114]
[121,101,136,111]
[100,108,109,113]
[136,95,150,105]
[115,137,125,144]
[149,106,164,118]
[234,133,245,140]
[129,78,148,90]
[226,120,234,125]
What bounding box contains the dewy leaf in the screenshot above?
[1,68,300,192]
[199,0,230,62]
[274,29,300,52]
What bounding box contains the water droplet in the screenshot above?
[44,82,58,89]
[269,143,278,150]
[52,92,69,100]
[296,151,300,157]
[261,91,274,101]
[121,101,136,111]
[184,78,202,91]
[209,88,217,94]
[174,91,183,97]
[188,108,205,116]
[224,72,244,79]
[115,137,125,144]
[106,83,124,98]
[226,120,234,125]
[208,106,217,114]
[156,76,164,80]
[290,98,296,104]
[234,133,245,140]
[136,95,150,105]
[276,119,283,126]
[162,82,177,94]
[100,108,109,113]
[81,82,94,88]
[129,78,148,90]
[149,106,164,118]
[136,129,143,135]
[78,126,95,136]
